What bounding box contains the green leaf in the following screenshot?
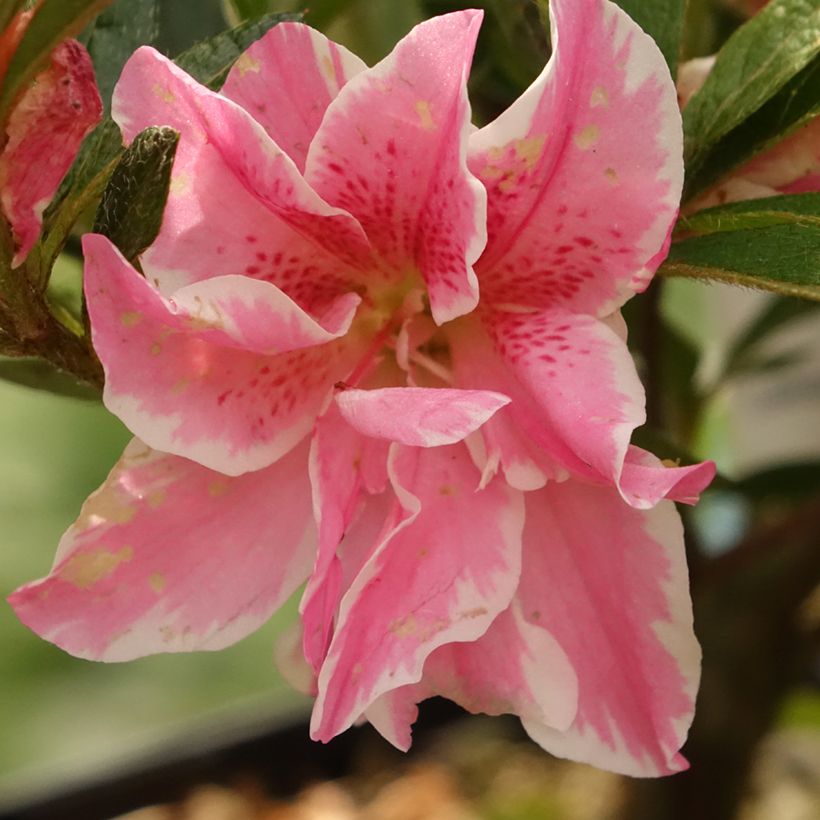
[683,0,820,182]
[677,193,820,235]
[0,356,98,399]
[612,0,686,74]
[684,56,820,200]
[661,223,820,300]
[0,0,113,126]
[93,125,179,265]
[175,10,300,90]
[83,0,159,114]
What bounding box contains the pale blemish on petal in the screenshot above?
[574,125,600,151]
[415,100,435,131]
[120,311,142,327]
[514,135,546,169]
[61,546,134,589]
[234,52,261,77]
[148,572,166,593]
[147,489,165,508]
[152,84,175,104]
[590,86,609,108]
[208,480,230,497]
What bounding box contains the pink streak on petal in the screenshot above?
[470,0,683,315]
[335,387,510,447]
[222,23,367,173]
[9,438,315,661]
[305,11,487,324]
[620,446,716,508]
[85,235,359,475]
[113,46,371,291]
[0,39,101,265]
[519,482,700,776]
[310,443,524,741]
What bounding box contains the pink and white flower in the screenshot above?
[0,8,102,266]
[10,0,714,777]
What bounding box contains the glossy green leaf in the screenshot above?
[677,193,820,235]
[613,0,686,74]
[83,0,159,113]
[93,126,179,265]
[0,356,98,399]
[175,10,300,89]
[0,0,113,126]
[685,56,820,200]
[683,0,820,180]
[661,222,820,301]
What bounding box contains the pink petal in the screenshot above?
[301,403,389,673]
[518,481,700,776]
[113,46,371,299]
[9,438,315,661]
[85,234,360,475]
[221,23,366,173]
[310,443,524,741]
[450,309,645,492]
[335,387,510,447]
[0,39,101,265]
[620,446,716,509]
[305,12,487,324]
[470,0,682,314]
[366,600,579,751]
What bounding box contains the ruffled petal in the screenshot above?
[335,387,509,447]
[620,446,716,509]
[9,438,315,661]
[85,234,360,475]
[0,40,101,265]
[113,45,370,300]
[221,23,366,173]
[366,600,578,751]
[470,0,682,315]
[305,11,487,324]
[310,443,524,741]
[450,310,645,493]
[518,481,700,777]
[301,403,389,674]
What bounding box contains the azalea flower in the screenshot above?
[11,0,714,777]
[0,6,101,266]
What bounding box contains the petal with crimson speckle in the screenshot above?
[519,481,700,777]
[222,23,366,173]
[85,234,361,476]
[305,11,487,324]
[9,438,315,661]
[450,309,645,494]
[310,442,524,741]
[470,0,682,315]
[0,39,101,265]
[114,45,371,299]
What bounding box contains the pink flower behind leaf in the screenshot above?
[10,0,714,777]
[0,9,102,266]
